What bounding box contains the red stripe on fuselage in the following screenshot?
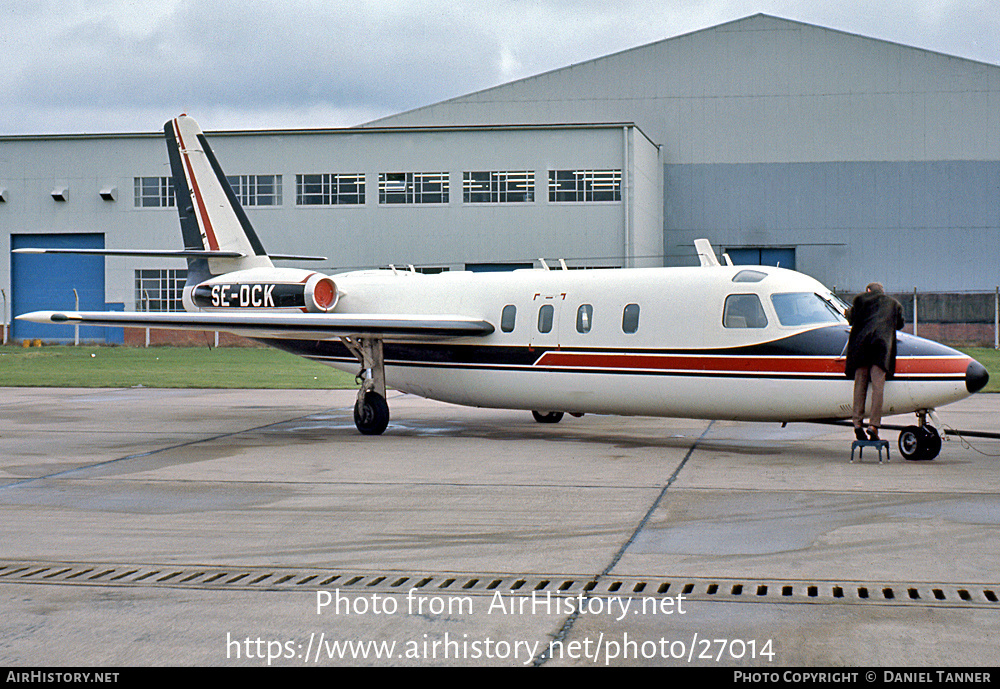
[895,357,970,376]
[534,351,969,377]
[173,119,220,252]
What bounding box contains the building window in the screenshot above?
[134,177,175,207]
[463,171,534,203]
[622,303,640,334]
[296,174,365,205]
[227,175,282,206]
[379,172,449,204]
[548,169,621,202]
[135,269,187,312]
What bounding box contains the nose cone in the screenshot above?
[966,359,989,394]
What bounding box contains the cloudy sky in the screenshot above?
[4,0,998,135]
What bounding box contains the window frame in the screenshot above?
[296,173,366,206]
[133,177,175,208]
[548,169,622,203]
[135,268,187,312]
[227,175,283,207]
[463,170,535,203]
[379,172,449,205]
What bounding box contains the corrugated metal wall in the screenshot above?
[372,14,1000,292]
[664,160,1000,291]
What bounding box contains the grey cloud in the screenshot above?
[4,0,999,135]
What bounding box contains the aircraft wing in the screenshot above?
[17,310,494,341]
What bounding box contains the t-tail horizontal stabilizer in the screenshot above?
[11,248,325,260]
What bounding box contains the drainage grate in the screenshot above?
[2,561,997,608]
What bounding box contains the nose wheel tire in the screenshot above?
[354,392,390,435]
[898,425,942,461]
[532,410,564,423]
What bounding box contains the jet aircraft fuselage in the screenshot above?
[16,115,989,460]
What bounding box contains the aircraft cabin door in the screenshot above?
[529,292,565,350]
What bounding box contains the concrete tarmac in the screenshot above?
[1,387,999,667]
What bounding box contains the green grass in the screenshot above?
[0,345,357,389]
[1,343,997,392]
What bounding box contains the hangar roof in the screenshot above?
[366,14,1000,164]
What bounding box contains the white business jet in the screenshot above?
[17,116,989,460]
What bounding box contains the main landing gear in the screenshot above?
[531,411,584,423]
[897,410,942,461]
[344,337,390,435]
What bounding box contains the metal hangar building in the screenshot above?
[3,14,998,342]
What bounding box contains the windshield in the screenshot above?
[770,292,846,327]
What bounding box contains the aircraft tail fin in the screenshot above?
[164,115,274,281]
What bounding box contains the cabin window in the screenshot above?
[770,292,845,326]
[576,304,593,333]
[537,304,554,333]
[622,303,640,334]
[500,305,517,333]
[723,294,768,328]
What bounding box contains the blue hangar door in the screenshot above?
[726,247,796,271]
[11,233,123,343]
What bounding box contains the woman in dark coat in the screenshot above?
[845,283,904,440]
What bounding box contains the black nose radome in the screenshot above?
[966,360,989,394]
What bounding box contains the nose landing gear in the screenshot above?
[898,411,942,461]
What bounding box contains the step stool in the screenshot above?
[851,439,890,463]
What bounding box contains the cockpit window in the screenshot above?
[723,294,768,328]
[770,292,846,326]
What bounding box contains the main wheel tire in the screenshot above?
[531,410,564,423]
[898,425,940,461]
[354,392,390,435]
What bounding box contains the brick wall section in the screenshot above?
[122,328,259,347]
[900,323,995,348]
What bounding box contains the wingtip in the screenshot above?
[15,311,75,323]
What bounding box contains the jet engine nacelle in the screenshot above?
[187,268,338,313]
